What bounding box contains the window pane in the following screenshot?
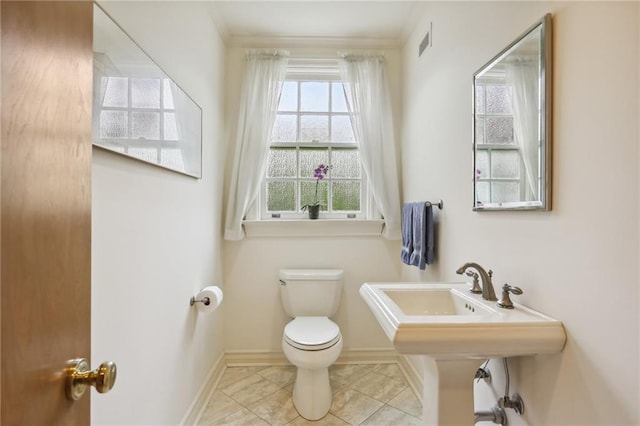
[332,83,348,112]
[475,150,489,179]
[299,148,329,178]
[128,147,158,163]
[107,145,126,153]
[300,82,329,112]
[100,110,128,138]
[476,182,490,205]
[491,182,520,203]
[331,116,355,142]
[278,81,298,111]
[486,116,513,144]
[268,181,295,211]
[475,84,484,114]
[332,149,360,178]
[132,78,160,109]
[300,115,329,142]
[475,117,485,144]
[491,150,519,178]
[103,77,128,108]
[485,84,512,115]
[131,112,160,140]
[332,181,360,211]
[268,148,297,178]
[272,114,297,142]
[164,112,179,141]
[160,148,185,170]
[163,79,175,109]
[301,181,327,211]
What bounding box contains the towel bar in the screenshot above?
[426,200,444,210]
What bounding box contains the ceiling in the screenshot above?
[208,1,426,44]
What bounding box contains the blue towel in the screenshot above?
[407,202,435,270]
[400,203,413,265]
[425,204,434,266]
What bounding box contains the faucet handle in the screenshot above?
[505,284,523,295]
[497,284,523,309]
[488,269,493,278]
[465,271,482,294]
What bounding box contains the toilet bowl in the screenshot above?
[282,317,343,420]
[279,269,344,420]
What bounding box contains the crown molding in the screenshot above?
[226,34,404,49]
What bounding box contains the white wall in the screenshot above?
[224,237,400,352]
[402,2,639,425]
[221,45,404,354]
[92,2,226,424]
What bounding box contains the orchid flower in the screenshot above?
[303,163,332,210]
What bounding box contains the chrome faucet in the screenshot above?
[456,262,497,301]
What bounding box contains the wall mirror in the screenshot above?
[92,4,202,178]
[473,14,551,210]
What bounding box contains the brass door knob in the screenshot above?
[65,358,117,401]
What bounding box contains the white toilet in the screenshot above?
[279,269,344,421]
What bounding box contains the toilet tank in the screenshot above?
[279,269,344,318]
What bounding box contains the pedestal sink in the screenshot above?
[359,282,566,425]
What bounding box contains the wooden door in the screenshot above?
[1,2,94,425]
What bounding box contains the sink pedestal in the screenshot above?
[359,282,567,425]
[422,357,482,425]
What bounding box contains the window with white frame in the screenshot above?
[474,78,524,205]
[262,68,369,219]
[96,76,185,170]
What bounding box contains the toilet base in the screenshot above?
[292,367,332,421]
[283,335,343,421]
[282,328,342,420]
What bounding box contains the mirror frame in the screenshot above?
[472,14,552,211]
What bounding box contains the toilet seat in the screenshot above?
[284,317,341,351]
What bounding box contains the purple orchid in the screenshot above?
[314,164,330,180]
[303,163,332,210]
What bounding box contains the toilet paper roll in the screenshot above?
[194,286,223,313]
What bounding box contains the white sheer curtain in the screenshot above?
[506,60,539,201]
[339,54,401,239]
[92,53,115,141]
[224,51,288,240]
[170,81,201,176]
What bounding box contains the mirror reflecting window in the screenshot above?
[93,4,202,178]
[473,14,552,210]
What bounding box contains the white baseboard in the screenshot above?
[225,350,289,366]
[398,355,423,400]
[335,348,399,365]
[179,353,226,426]
[182,348,401,424]
[225,348,398,366]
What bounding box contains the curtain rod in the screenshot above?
[245,49,290,59]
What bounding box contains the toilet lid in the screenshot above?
[284,317,341,350]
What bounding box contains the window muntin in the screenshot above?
[96,76,184,170]
[474,80,524,205]
[263,78,365,219]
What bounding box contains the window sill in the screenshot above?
[243,219,384,238]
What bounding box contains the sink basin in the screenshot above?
[360,282,566,425]
[382,288,495,316]
[360,282,566,358]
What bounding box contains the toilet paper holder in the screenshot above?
[189,296,211,306]
[190,286,223,312]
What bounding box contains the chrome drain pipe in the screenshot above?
[474,406,506,425]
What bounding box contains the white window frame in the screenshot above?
[258,63,377,221]
[97,76,180,162]
[475,78,525,204]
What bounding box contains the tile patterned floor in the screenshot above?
[196,364,423,425]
